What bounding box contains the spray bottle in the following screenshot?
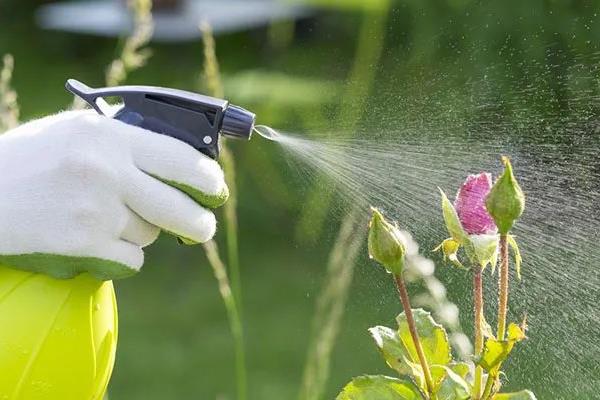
[0,79,256,400]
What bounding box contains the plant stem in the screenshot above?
[497,234,509,341]
[200,22,247,400]
[104,0,153,87]
[481,375,495,400]
[0,54,19,133]
[472,266,484,400]
[298,6,389,395]
[71,0,153,110]
[295,5,389,242]
[203,240,247,400]
[199,21,243,313]
[481,234,511,400]
[394,274,436,399]
[480,371,495,400]
[298,211,366,400]
[220,144,243,312]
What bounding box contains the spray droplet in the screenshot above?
[254,125,281,141]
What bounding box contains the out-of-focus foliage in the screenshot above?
[199,20,248,400]
[0,54,18,132]
[224,71,340,106]
[105,0,153,87]
[0,0,599,399]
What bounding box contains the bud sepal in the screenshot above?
[437,188,499,270]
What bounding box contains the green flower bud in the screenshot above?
[485,157,525,234]
[368,207,406,275]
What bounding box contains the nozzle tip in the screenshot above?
[221,105,255,140]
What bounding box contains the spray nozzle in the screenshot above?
[65,79,255,159]
[222,105,255,140]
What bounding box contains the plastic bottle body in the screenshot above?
[0,264,118,400]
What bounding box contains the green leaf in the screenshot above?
[370,311,451,391]
[478,323,526,372]
[493,390,537,399]
[369,326,415,376]
[507,235,523,280]
[448,362,472,379]
[430,365,470,400]
[439,189,468,244]
[336,375,423,400]
[397,309,452,368]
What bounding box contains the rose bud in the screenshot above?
[454,173,497,235]
[368,207,406,275]
[485,157,525,235]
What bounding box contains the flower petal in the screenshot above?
[455,173,497,235]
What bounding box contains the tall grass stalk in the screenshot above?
[202,240,247,400]
[298,211,367,400]
[71,0,153,110]
[299,5,389,400]
[199,21,243,311]
[296,5,389,242]
[200,21,224,99]
[105,0,153,87]
[0,54,19,133]
[200,21,247,400]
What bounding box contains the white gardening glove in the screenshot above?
[0,110,228,280]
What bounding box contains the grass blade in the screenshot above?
[203,240,247,400]
[105,0,153,87]
[299,210,367,400]
[199,21,243,309]
[296,6,390,243]
[200,21,247,400]
[0,54,19,133]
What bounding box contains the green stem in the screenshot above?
[481,234,511,400]
[481,371,496,400]
[298,211,366,400]
[394,274,436,399]
[104,0,153,87]
[200,23,247,400]
[203,240,247,400]
[295,5,389,242]
[220,144,243,313]
[199,25,242,307]
[472,267,484,400]
[0,54,20,132]
[497,235,509,341]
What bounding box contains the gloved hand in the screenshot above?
[0,110,228,280]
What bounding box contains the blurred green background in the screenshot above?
[1,1,599,399]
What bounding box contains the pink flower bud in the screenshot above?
[454,173,497,235]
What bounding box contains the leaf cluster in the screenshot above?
[336,310,535,400]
